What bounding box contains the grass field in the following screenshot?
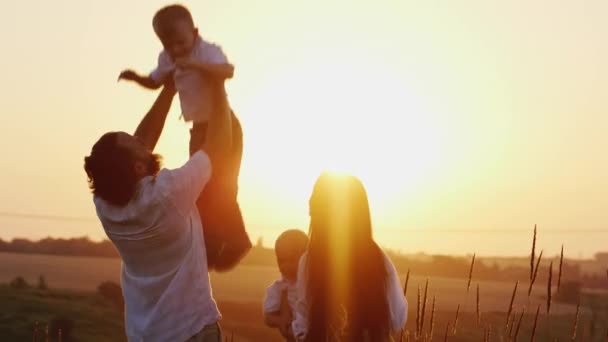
[1,252,606,341]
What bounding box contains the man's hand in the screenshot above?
[118,69,140,82]
[162,73,177,94]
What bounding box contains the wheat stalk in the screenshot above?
[530,305,540,342]
[531,225,537,281]
[506,281,519,329]
[558,245,564,293]
[507,310,517,339]
[452,304,460,335]
[571,296,581,340]
[514,308,526,342]
[416,285,421,338]
[33,321,39,342]
[528,250,544,297]
[429,295,436,339]
[547,261,553,314]
[404,268,410,297]
[467,253,476,293]
[443,322,450,342]
[476,283,481,326]
[420,279,429,334]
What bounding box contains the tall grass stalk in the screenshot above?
[404,269,410,297]
[528,250,544,297]
[547,261,553,314]
[531,225,537,281]
[530,305,540,342]
[506,281,519,329]
[558,245,564,293]
[571,296,581,340]
[420,279,429,334]
[452,304,460,335]
[514,308,526,342]
[429,295,436,339]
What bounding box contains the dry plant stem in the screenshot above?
[530,305,540,342]
[508,310,517,339]
[404,269,410,297]
[452,304,460,335]
[420,279,429,334]
[528,250,544,297]
[531,225,537,281]
[476,283,481,326]
[571,296,581,340]
[506,281,519,329]
[33,321,39,342]
[416,286,421,338]
[443,322,450,342]
[547,261,553,314]
[558,245,564,293]
[429,295,436,339]
[514,309,526,342]
[467,253,476,292]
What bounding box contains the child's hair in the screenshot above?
[275,229,308,255]
[152,4,195,33]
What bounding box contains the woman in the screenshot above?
[292,173,407,341]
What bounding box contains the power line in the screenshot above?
[1,211,608,234]
[0,211,97,223]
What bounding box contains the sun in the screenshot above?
[237,57,446,209]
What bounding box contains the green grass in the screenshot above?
[1,252,606,341]
[1,284,606,341]
[0,285,125,341]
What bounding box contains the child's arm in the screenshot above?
[175,60,234,79]
[119,70,163,90]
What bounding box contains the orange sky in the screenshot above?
[0,0,607,257]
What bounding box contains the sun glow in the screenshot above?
[238,57,446,208]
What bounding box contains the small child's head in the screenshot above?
[152,4,198,60]
[275,229,308,282]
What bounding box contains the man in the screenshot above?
[84,78,231,341]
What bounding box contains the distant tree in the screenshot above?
[9,276,29,289]
[256,236,264,248]
[37,275,48,290]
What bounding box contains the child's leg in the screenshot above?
[191,111,251,272]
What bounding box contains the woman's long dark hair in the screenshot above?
[305,173,390,341]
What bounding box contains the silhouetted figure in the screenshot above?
[292,173,408,342]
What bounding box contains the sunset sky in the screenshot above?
[0,0,606,257]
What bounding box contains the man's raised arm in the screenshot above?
[133,82,177,151]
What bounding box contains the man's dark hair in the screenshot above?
[84,132,138,207]
[152,4,195,33]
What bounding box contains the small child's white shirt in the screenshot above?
[263,278,298,315]
[150,36,228,123]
